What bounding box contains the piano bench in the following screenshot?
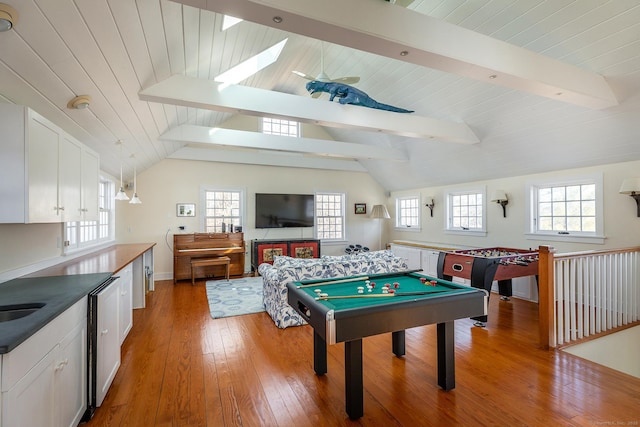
[191,256,231,285]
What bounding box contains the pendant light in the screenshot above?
[129,154,142,204]
[115,140,129,201]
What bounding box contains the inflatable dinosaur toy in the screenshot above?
[306,81,414,113]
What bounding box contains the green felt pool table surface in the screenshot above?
[296,272,476,310]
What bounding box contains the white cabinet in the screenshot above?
[118,263,134,345]
[96,279,120,407]
[80,148,100,220]
[1,298,87,427]
[0,104,100,223]
[390,244,422,270]
[420,249,441,278]
[56,133,83,223]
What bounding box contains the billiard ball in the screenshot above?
[420,277,427,284]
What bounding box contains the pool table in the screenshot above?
[287,271,487,419]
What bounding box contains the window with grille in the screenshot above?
[202,189,243,233]
[445,187,486,234]
[315,192,345,241]
[395,195,420,230]
[65,179,114,252]
[261,117,300,137]
[527,174,603,243]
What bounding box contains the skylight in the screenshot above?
[222,15,242,31]
[214,39,288,85]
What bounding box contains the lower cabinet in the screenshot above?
[251,239,321,271]
[118,263,133,344]
[1,299,87,427]
[96,277,120,407]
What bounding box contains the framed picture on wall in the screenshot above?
[355,203,366,214]
[176,203,195,217]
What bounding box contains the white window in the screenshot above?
[527,173,604,244]
[445,187,486,235]
[202,189,244,233]
[261,117,300,137]
[395,195,421,230]
[64,179,114,253]
[316,192,345,241]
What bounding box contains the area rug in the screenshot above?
[205,277,265,319]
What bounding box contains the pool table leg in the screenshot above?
[392,330,406,356]
[313,330,327,375]
[344,339,364,419]
[437,321,455,391]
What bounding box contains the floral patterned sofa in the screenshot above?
[258,250,409,328]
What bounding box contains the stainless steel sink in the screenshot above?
[0,303,46,322]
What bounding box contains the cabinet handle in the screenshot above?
[101,329,109,335]
[54,359,68,372]
[55,206,65,211]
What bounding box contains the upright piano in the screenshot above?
[173,233,245,283]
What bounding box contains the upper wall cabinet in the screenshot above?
[0,104,100,223]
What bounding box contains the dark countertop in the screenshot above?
[0,273,111,353]
[0,243,156,354]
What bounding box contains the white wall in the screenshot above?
[387,160,640,253]
[116,158,388,280]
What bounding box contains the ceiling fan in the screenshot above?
[292,42,360,97]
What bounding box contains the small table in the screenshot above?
[190,257,230,285]
[287,271,487,419]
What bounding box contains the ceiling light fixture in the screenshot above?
[272,16,282,23]
[400,50,408,56]
[67,95,91,110]
[0,3,18,32]
[129,154,142,205]
[115,140,130,201]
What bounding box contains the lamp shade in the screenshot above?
[370,204,390,219]
[491,190,508,202]
[619,178,640,194]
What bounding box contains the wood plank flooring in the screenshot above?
[85,279,640,426]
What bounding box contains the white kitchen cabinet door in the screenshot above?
[118,264,134,344]
[2,345,57,427]
[96,278,121,407]
[81,148,100,220]
[58,133,83,223]
[27,113,60,222]
[57,320,87,427]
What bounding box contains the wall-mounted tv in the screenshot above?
[255,193,314,228]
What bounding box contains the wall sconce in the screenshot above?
[67,95,91,110]
[424,196,435,217]
[491,190,509,217]
[0,3,18,32]
[619,178,640,217]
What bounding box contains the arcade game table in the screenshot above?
[437,247,539,326]
[287,271,487,419]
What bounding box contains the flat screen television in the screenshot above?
[255,193,314,228]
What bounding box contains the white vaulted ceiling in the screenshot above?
[1,0,639,191]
